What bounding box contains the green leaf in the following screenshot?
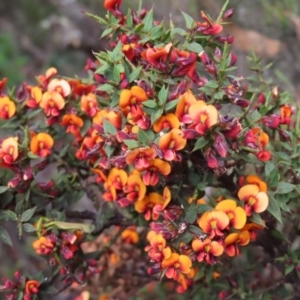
[197,204,212,214]
[0,226,12,246]
[151,108,164,124]
[158,85,169,106]
[267,195,282,224]
[249,212,265,227]
[184,208,197,223]
[0,210,17,221]
[96,63,110,74]
[21,207,37,222]
[101,27,113,38]
[187,42,203,53]
[188,225,204,237]
[276,182,295,194]
[193,137,209,152]
[104,144,115,158]
[97,83,113,92]
[285,264,294,276]
[265,161,275,174]
[143,100,157,109]
[0,186,9,194]
[142,8,154,32]
[123,140,139,149]
[112,64,121,82]
[111,41,123,62]
[128,66,142,83]
[204,80,219,89]
[171,28,186,36]
[165,99,179,111]
[126,9,133,27]
[181,11,194,29]
[103,119,117,135]
[23,223,37,233]
[27,152,40,159]
[138,129,155,144]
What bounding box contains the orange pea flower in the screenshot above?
[135,192,165,221]
[122,43,137,61]
[121,226,139,244]
[122,174,146,204]
[224,231,250,257]
[188,101,218,135]
[104,0,122,11]
[245,175,267,192]
[140,159,171,186]
[91,168,107,183]
[237,184,269,216]
[75,131,104,160]
[47,79,71,97]
[280,104,293,124]
[61,114,84,139]
[107,168,128,190]
[153,186,172,213]
[26,86,43,108]
[242,222,264,240]
[30,133,54,158]
[25,280,40,295]
[198,210,230,239]
[0,96,16,119]
[93,109,122,130]
[141,44,171,68]
[37,67,57,87]
[32,236,54,255]
[175,90,197,124]
[40,91,65,117]
[158,129,187,161]
[153,113,180,133]
[145,231,171,262]
[80,93,99,117]
[126,147,157,170]
[0,137,18,164]
[119,86,148,117]
[68,79,95,97]
[162,253,192,280]
[192,238,224,264]
[195,11,223,35]
[215,199,247,230]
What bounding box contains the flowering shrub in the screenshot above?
[0,0,299,299]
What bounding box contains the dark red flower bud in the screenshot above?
[214,48,222,60]
[23,167,33,181]
[205,63,217,76]
[204,148,219,168]
[278,128,291,141]
[234,98,250,108]
[38,181,54,191]
[262,114,281,128]
[199,51,211,65]
[14,271,22,281]
[120,79,129,89]
[7,174,22,188]
[257,93,266,105]
[228,52,237,66]
[183,129,200,139]
[216,35,234,44]
[223,8,234,19]
[16,83,29,102]
[61,245,74,260]
[214,133,228,157]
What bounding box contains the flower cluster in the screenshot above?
[0,0,296,299]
